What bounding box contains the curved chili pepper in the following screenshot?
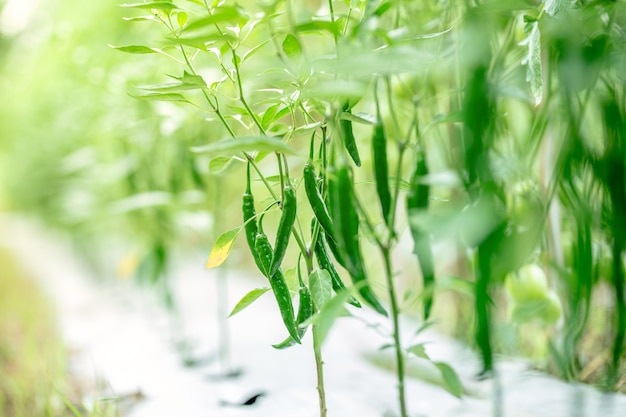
[372,122,392,224]
[269,184,297,277]
[255,231,301,343]
[331,161,387,316]
[272,284,313,349]
[243,163,265,273]
[304,160,335,239]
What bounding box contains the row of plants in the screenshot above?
[1,0,625,416]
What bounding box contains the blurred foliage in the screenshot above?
[0,248,67,416]
[0,0,625,395]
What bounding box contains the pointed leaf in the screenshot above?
[184,6,246,32]
[122,15,159,22]
[130,92,190,102]
[191,136,297,156]
[207,156,233,174]
[206,226,242,268]
[295,21,339,37]
[229,287,270,317]
[340,111,377,125]
[434,362,463,398]
[121,2,178,11]
[109,44,162,54]
[407,343,430,360]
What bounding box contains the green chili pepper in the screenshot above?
[243,163,265,273]
[372,122,392,224]
[314,231,361,308]
[406,150,435,319]
[255,231,301,343]
[269,184,297,277]
[324,164,350,270]
[304,161,335,239]
[340,101,361,167]
[272,263,313,349]
[331,160,387,316]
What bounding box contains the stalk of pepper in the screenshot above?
[314,230,362,308]
[255,230,301,343]
[372,121,392,225]
[406,149,435,319]
[243,163,266,273]
[330,159,387,316]
[269,183,297,277]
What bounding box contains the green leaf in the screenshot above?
[229,287,270,317]
[295,21,339,37]
[136,73,206,93]
[340,111,377,125]
[407,343,430,360]
[166,32,237,49]
[311,289,353,349]
[180,71,206,85]
[520,20,542,106]
[206,226,242,268]
[283,267,298,295]
[121,2,178,11]
[191,136,297,156]
[130,92,190,103]
[241,38,273,63]
[207,156,233,174]
[261,103,281,130]
[282,34,302,60]
[137,83,202,93]
[122,15,159,22]
[309,268,333,310]
[184,6,246,31]
[109,44,162,54]
[434,362,463,398]
[544,0,571,16]
[177,11,188,28]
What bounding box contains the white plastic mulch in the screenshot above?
[1,215,625,417]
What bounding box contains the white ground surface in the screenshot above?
[1,215,625,417]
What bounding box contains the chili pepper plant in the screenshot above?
[111,0,626,414]
[3,0,624,415]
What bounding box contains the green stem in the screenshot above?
[312,324,328,417]
[232,52,267,134]
[382,246,408,417]
[327,0,338,45]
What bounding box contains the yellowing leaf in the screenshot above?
[206,226,242,268]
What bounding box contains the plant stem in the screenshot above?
[382,246,408,417]
[312,324,328,417]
